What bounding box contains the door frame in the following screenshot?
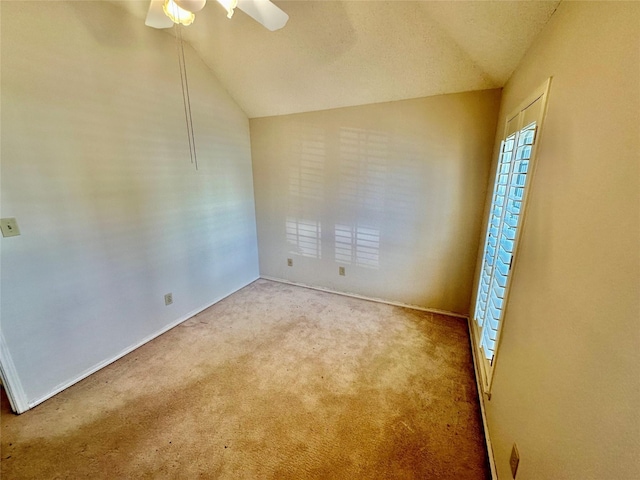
[0,331,29,413]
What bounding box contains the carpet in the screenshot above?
[1,279,489,479]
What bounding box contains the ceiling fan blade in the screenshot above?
[236,0,289,31]
[145,0,175,29]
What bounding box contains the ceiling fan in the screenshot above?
[145,0,289,31]
[145,0,288,170]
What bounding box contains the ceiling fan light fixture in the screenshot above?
[215,0,238,19]
[163,0,195,25]
[174,0,207,13]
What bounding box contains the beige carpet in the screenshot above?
[1,279,489,479]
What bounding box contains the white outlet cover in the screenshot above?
[0,218,20,237]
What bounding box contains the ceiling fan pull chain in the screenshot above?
[174,24,198,170]
[174,24,193,165]
[179,25,198,170]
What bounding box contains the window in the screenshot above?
[473,79,551,392]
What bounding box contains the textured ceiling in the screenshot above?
[119,0,560,118]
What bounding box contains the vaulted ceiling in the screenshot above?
[119,0,561,118]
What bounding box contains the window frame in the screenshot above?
[472,78,552,394]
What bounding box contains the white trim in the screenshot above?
[24,277,259,412]
[260,276,469,319]
[467,317,498,480]
[471,77,552,395]
[485,77,552,391]
[0,331,30,414]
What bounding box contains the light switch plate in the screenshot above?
[0,218,20,237]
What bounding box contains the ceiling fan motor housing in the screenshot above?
[174,0,207,13]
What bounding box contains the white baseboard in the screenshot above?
[19,277,259,413]
[259,276,469,320]
[467,317,498,480]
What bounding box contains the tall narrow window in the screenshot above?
[473,79,551,391]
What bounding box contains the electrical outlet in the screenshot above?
[0,218,20,237]
[164,293,173,306]
[510,443,520,478]
[339,266,345,276]
[287,258,293,267]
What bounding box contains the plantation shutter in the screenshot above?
[474,94,544,365]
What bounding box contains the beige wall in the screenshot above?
[472,2,640,478]
[0,1,259,408]
[251,90,501,314]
